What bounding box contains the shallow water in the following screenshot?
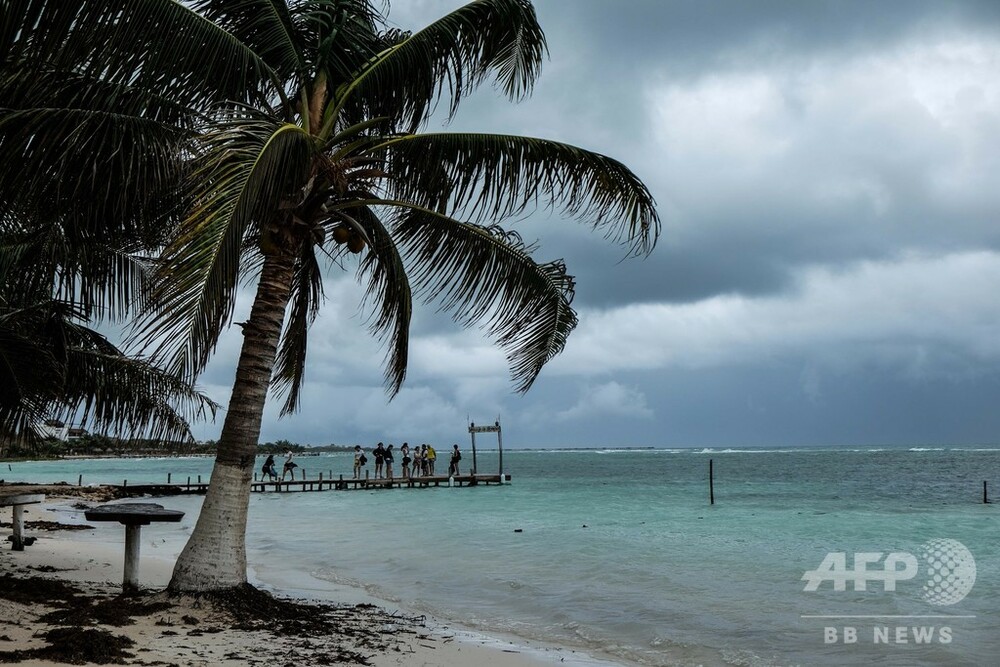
[9,445,1000,666]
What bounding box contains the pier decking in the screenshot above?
[117,473,510,496]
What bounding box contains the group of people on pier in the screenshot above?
[260,452,298,481]
[353,442,462,480]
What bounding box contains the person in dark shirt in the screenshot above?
[400,443,411,479]
[261,454,277,481]
[373,442,385,479]
[385,444,395,479]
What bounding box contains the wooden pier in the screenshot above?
[116,473,511,496]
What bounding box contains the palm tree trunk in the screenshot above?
[169,251,296,592]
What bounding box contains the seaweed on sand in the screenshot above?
[0,573,426,665]
[0,627,136,664]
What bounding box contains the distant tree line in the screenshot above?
[0,434,356,460]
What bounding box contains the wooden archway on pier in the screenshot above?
[468,420,503,475]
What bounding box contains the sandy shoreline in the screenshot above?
[0,489,623,666]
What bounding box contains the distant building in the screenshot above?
[38,419,68,440]
[37,420,88,441]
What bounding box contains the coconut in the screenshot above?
[332,226,351,244]
[347,235,366,253]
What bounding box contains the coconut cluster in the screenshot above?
[332,225,366,253]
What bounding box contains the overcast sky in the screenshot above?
[193,0,1000,448]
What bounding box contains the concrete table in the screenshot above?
[0,493,45,551]
[84,503,184,592]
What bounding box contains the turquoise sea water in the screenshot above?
[6,446,999,666]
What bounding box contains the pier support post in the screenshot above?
[985,481,990,504]
[78,474,82,487]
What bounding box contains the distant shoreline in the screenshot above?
[6,441,1000,465]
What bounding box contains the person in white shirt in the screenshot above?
[282,451,298,481]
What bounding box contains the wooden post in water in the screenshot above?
[468,419,502,477]
[709,459,715,505]
[197,475,201,485]
[470,423,478,475]
[78,474,82,487]
[167,472,171,484]
[984,481,990,504]
[497,421,503,479]
[186,476,190,490]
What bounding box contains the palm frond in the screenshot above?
[0,316,59,438]
[332,0,546,131]
[139,114,317,378]
[303,0,383,86]
[0,299,215,443]
[272,242,324,415]
[0,103,188,248]
[62,347,217,443]
[384,133,660,256]
[1,207,154,320]
[3,0,278,112]
[394,208,576,392]
[348,206,413,395]
[191,0,306,81]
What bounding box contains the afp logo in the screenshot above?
[802,539,976,605]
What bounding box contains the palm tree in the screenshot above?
[4,0,659,593]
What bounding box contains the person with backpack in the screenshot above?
[281,451,298,481]
[373,442,385,479]
[448,444,462,476]
[400,443,411,479]
[384,444,395,479]
[353,445,367,479]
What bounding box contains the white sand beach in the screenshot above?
[0,489,617,667]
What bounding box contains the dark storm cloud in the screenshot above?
[409,0,1000,310]
[540,0,1000,73]
[190,1,1000,448]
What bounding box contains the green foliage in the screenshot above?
[0,433,220,460]
[0,297,218,443]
